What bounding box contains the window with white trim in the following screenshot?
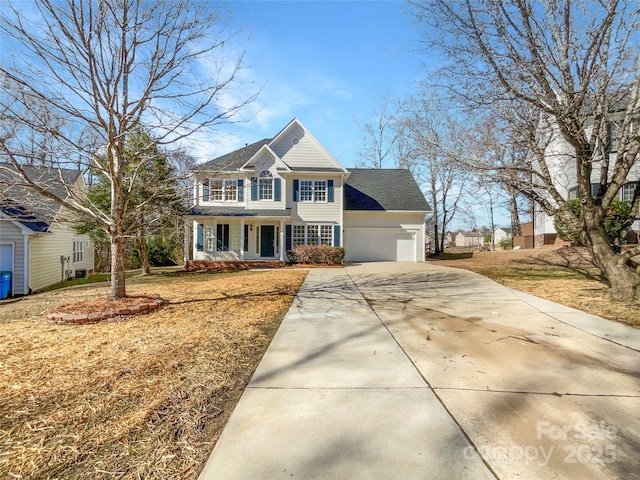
[259,170,273,200]
[307,225,319,245]
[204,179,238,202]
[293,225,305,246]
[320,225,332,245]
[621,183,636,204]
[292,224,333,246]
[299,180,327,202]
[73,240,83,263]
[204,226,214,251]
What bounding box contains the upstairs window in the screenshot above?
[203,179,238,202]
[299,180,327,202]
[259,170,273,200]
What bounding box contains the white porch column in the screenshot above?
[212,219,217,261]
[183,221,190,266]
[279,219,285,262]
[240,219,245,260]
[192,220,198,260]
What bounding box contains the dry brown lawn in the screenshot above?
[430,247,640,328]
[0,269,307,479]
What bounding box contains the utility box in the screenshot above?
[0,271,12,300]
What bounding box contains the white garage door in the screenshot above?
[345,228,417,262]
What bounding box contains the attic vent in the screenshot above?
[291,137,300,146]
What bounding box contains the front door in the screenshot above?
[261,225,275,257]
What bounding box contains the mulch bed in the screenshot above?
[47,294,166,325]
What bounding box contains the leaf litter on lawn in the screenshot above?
[0,269,307,479]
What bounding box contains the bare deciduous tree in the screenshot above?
[411,0,640,301]
[397,94,470,254]
[356,97,400,169]
[0,0,256,299]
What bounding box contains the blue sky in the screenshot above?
[205,0,425,166]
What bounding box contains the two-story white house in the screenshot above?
[186,119,430,263]
[533,104,639,247]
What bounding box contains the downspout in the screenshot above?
[24,235,29,295]
[340,173,345,247]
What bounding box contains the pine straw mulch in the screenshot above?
[0,269,307,479]
[429,247,640,328]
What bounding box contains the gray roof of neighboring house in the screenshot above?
[344,169,430,212]
[194,139,272,172]
[189,206,291,217]
[0,163,81,232]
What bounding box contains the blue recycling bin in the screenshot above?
[0,271,12,299]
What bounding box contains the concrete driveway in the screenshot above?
[348,262,640,480]
[199,262,640,480]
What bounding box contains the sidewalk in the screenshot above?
[198,268,494,479]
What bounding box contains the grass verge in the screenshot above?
[0,269,307,479]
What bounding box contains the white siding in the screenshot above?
[29,223,94,292]
[272,127,343,171]
[0,219,27,295]
[289,175,343,224]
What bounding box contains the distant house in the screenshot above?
[454,231,485,248]
[186,119,431,263]
[492,227,513,244]
[0,164,94,296]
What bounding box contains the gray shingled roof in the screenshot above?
[190,206,291,217]
[194,139,272,172]
[0,163,80,231]
[344,169,430,212]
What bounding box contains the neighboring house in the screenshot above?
[492,227,513,244]
[533,101,639,247]
[0,164,94,296]
[186,119,430,263]
[454,231,485,248]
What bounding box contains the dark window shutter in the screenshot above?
[293,179,299,202]
[238,179,244,202]
[196,224,203,251]
[251,177,257,201]
[327,179,334,202]
[286,224,292,250]
[274,178,281,201]
[202,180,210,202]
[244,224,249,251]
[333,225,340,247]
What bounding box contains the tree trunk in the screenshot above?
[508,185,522,236]
[139,233,151,275]
[581,209,640,303]
[110,231,127,299]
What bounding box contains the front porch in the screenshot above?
[187,217,289,263]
